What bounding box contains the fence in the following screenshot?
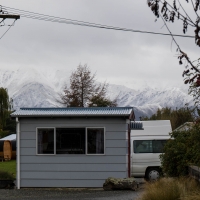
[189,166,200,182]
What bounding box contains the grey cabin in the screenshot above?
[11,107,134,189]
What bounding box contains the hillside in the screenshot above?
[0,67,193,120]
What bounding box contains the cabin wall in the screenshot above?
[18,117,128,187]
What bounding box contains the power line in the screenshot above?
[1,5,195,39]
[0,19,16,40]
[1,5,110,27]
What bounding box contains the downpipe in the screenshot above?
[16,117,20,189]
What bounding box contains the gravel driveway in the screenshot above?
[0,188,143,200]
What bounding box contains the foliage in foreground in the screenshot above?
[0,116,16,138]
[147,0,200,106]
[139,177,200,200]
[0,170,15,180]
[0,88,16,138]
[142,107,194,130]
[160,123,200,177]
[0,160,16,179]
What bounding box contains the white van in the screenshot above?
[131,120,172,181]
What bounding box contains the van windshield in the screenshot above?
[133,140,167,153]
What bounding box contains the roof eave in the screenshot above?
[11,114,132,118]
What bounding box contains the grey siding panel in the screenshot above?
[21,132,36,140]
[20,123,127,132]
[21,180,106,187]
[21,148,35,156]
[20,138,127,148]
[20,131,127,139]
[106,132,127,140]
[106,147,127,155]
[106,140,127,148]
[21,131,127,140]
[21,147,127,156]
[20,163,126,172]
[21,140,35,148]
[20,118,125,124]
[20,155,127,164]
[19,117,128,187]
[21,171,127,179]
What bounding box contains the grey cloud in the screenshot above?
[0,0,198,89]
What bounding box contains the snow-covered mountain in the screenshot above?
[0,67,193,120]
[107,83,193,119]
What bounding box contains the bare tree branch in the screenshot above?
[161,0,196,25]
[177,0,193,23]
[191,0,200,18]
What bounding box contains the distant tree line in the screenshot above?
[142,107,194,130]
[0,88,15,138]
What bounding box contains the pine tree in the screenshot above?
[0,88,10,130]
[60,64,117,107]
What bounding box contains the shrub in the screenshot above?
[160,123,200,177]
[0,130,9,139]
[0,170,15,180]
[139,177,200,200]
[182,192,200,200]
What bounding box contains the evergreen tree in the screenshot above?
[60,64,117,107]
[88,95,117,107]
[0,88,10,130]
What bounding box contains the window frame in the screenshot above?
[36,127,106,156]
[36,127,56,155]
[86,127,105,156]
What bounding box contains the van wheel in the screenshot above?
[145,168,160,181]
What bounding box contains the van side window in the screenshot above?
[133,140,167,153]
[134,140,153,153]
[153,140,167,153]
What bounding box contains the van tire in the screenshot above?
[145,168,160,181]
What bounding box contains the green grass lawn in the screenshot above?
[0,160,16,179]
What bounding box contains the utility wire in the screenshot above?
[177,0,193,25]
[0,19,16,40]
[1,5,195,39]
[2,5,113,27]
[160,15,181,50]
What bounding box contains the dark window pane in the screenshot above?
[133,140,153,153]
[153,140,167,153]
[56,128,85,154]
[87,128,104,154]
[133,140,167,153]
[38,128,54,154]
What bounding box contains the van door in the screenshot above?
[131,140,166,177]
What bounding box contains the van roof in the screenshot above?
[131,120,172,136]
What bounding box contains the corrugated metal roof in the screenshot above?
[11,107,134,117]
[131,121,144,130]
[0,134,16,141]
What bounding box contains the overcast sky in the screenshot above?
[0,0,198,90]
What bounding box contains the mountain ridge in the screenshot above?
[0,67,193,120]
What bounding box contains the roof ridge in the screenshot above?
[20,107,133,110]
[11,107,134,118]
